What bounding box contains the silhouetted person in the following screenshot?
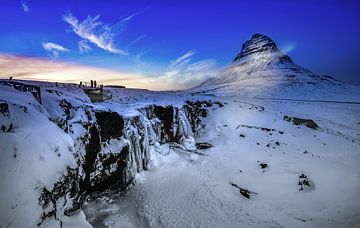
[9,76,13,81]
[90,80,93,88]
[94,80,97,88]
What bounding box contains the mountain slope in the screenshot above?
[193,34,359,101]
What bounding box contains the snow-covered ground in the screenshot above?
[83,97,360,228]
[1,79,360,227]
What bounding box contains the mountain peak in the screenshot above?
[233,34,279,62]
[196,33,324,88]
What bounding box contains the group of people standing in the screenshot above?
[90,80,97,88]
[79,80,102,89]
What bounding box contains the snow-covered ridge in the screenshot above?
[0,80,223,227]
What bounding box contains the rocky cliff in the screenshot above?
[0,80,222,226]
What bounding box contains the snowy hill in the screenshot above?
[193,34,360,101]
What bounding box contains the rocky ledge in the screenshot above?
[36,89,223,225]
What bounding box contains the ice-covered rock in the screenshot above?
[0,80,221,226]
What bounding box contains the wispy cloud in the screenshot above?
[159,50,218,89]
[130,50,151,68]
[78,40,92,53]
[169,50,195,68]
[280,43,296,54]
[42,42,69,58]
[63,12,141,55]
[116,11,142,25]
[20,0,30,13]
[126,34,146,49]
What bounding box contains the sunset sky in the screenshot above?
[0,0,359,89]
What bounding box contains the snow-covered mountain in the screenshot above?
[194,34,360,101]
[202,33,315,85]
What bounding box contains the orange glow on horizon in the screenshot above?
[0,54,183,91]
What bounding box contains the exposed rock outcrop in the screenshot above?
[38,167,81,225]
[0,80,42,104]
[284,116,319,129]
[0,100,11,132]
[233,34,285,61]
[37,99,222,225]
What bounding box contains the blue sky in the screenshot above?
[0,0,360,87]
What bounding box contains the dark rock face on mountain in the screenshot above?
[232,33,294,66]
[233,34,284,61]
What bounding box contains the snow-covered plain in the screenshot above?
[1,79,360,227]
[83,94,360,228]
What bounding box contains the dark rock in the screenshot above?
[0,101,12,132]
[1,123,12,132]
[239,134,246,137]
[233,34,279,61]
[183,100,223,135]
[232,34,294,66]
[142,105,176,143]
[298,173,314,191]
[95,111,124,141]
[80,111,151,194]
[60,99,72,119]
[86,145,132,192]
[214,101,224,107]
[153,105,175,142]
[0,81,41,104]
[82,124,101,187]
[196,142,213,150]
[259,163,268,169]
[0,101,9,116]
[230,182,258,199]
[238,124,277,132]
[38,167,80,225]
[56,99,73,132]
[284,116,319,129]
[184,100,210,134]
